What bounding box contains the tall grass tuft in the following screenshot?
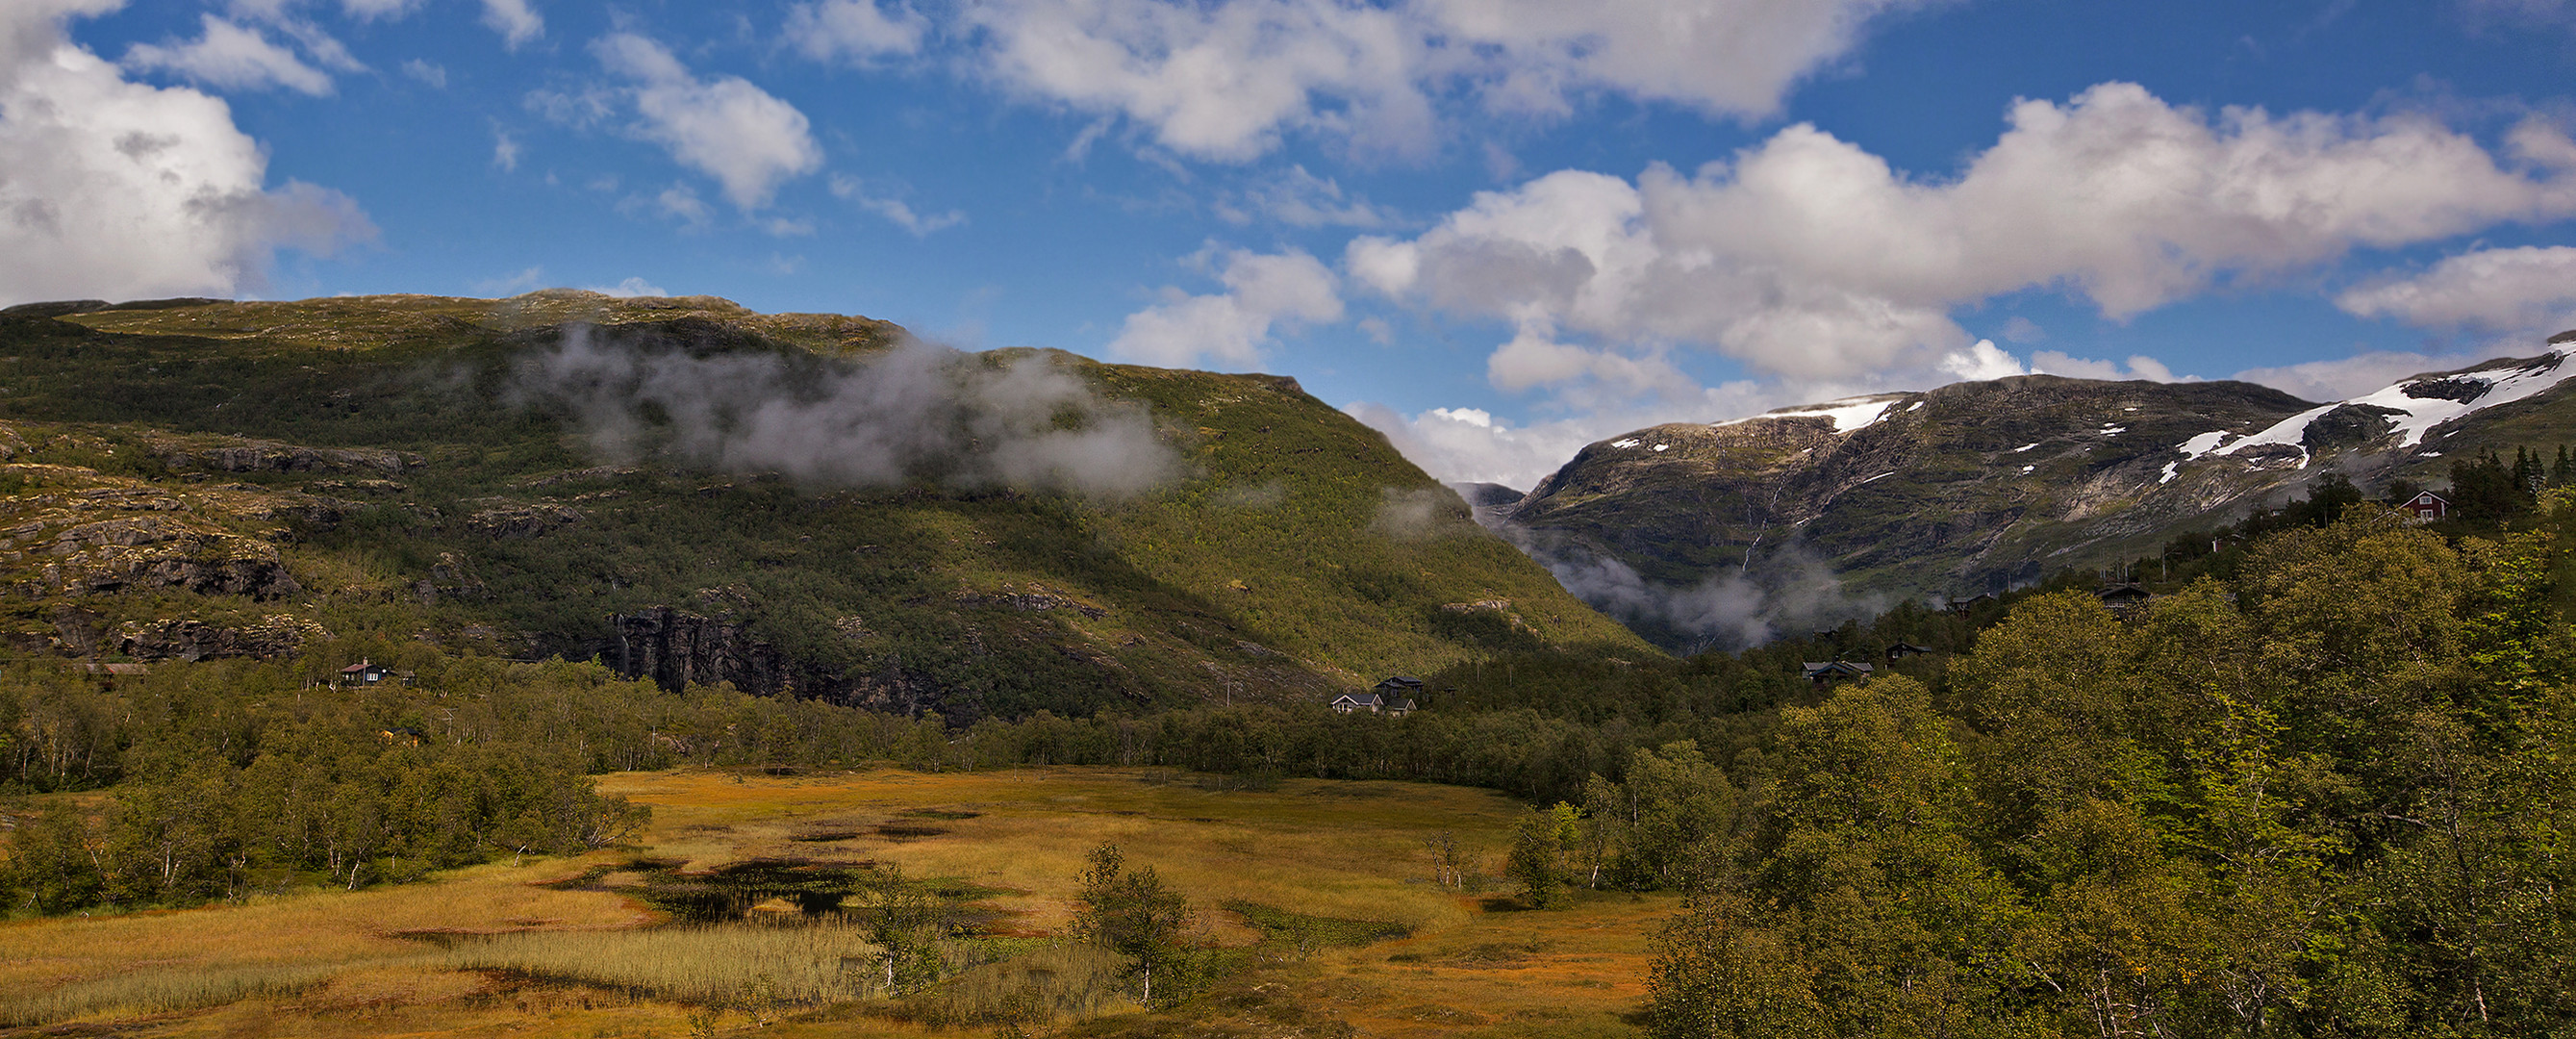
[443,924,887,1007]
[2,959,376,1026]
[901,943,1134,1026]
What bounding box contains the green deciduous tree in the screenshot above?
[1071,843,1193,1006]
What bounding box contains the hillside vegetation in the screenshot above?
[0,291,1649,718]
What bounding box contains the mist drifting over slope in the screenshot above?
[1479,520,1886,654]
[516,324,1179,497]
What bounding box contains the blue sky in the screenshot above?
[11,0,2576,487]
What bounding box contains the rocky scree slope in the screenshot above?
[0,291,1649,720]
[1490,337,2576,652]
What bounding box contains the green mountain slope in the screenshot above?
[0,291,1653,719]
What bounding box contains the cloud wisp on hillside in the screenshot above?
[517,325,1181,498]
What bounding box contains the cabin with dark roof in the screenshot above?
[340,659,391,686]
[2097,583,2152,613]
[1334,677,1425,716]
[1802,660,1875,687]
[1884,642,1934,661]
[1945,594,1997,616]
[2403,491,2450,522]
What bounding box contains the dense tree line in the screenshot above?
[1634,510,2576,1036]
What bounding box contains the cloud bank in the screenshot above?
[955,0,1932,162]
[518,325,1181,498]
[1343,82,2576,488]
[2337,245,2576,334]
[0,0,373,306]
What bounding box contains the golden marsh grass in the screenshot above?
[0,766,1651,1039]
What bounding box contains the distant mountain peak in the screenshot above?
[1491,340,2576,653]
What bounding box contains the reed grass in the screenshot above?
[901,943,1134,1026]
[442,922,887,1007]
[1,957,404,1026]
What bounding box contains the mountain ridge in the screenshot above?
[1485,341,2576,652]
[0,291,1655,719]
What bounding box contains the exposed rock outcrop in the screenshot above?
[151,436,422,475]
[466,502,584,539]
[610,606,795,697]
[51,609,327,661]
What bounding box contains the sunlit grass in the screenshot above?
[0,767,1642,1039]
[444,923,887,1006]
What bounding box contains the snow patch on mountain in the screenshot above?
[1724,394,1906,434]
[2185,349,2576,469]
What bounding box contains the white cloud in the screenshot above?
[829,174,965,236]
[787,0,929,62]
[2337,245,2576,333]
[1107,247,1342,367]
[1351,83,2576,385]
[122,15,334,95]
[471,266,544,294]
[635,183,714,227]
[1937,340,2028,381]
[2029,351,2185,382]
[962,0,1434,162]
[1216,164,1388,227]
[401,58,446,87]
[0,0,372,306]
[1347,371,1876,488]
[587,276,668,297]
[482,0,543,49]
[957,0,1929,162]
[1345,401,1600,490]
[593,34,822,210]
[339,0,425,19]
[1484,314,1694,397]
[1418,0,1931,118]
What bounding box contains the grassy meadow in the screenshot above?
[0,766,1672,1039]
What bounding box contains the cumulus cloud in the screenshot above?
[787,0,930,62]
[482,0,543,49]
[593,34,821,210]
[2337,245,2576,333]
[123,15,335,94]
[961,0,1433,162]
[1351,83,2576,385]
[517,325,1180,498]
[1107,247,1342,367]
[1419,0,1931,119]
[956,0,1930,162]
[0,0,373,306]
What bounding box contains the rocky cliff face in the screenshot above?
[609,606,796,699]
[1492,342,2576,652]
